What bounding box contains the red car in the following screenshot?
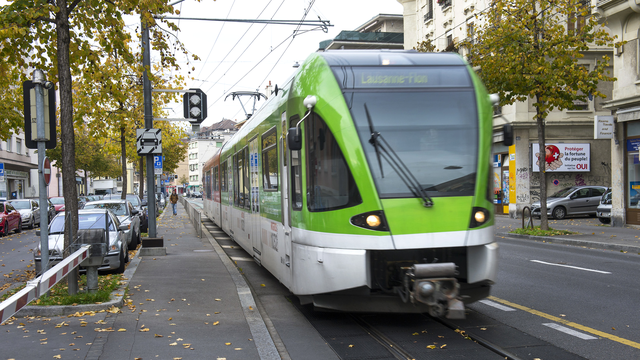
[49,196,65,213]
[0,201,22,236]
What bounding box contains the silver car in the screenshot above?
[83,199,141,250]
[34,209,129,274]
[531,186,608,220]
[9,199,40,229]
[596,189,612,224]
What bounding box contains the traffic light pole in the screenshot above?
[33,70,49,274]
[142,20,157,238]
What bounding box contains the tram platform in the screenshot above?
[1,202,281,360]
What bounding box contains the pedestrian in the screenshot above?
[170,189,179,216]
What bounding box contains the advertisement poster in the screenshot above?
[531,143,591,172]
[630,181,640,208]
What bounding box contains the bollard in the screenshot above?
[86,266,99,293]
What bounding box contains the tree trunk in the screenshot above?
[536,95,549,230]
[56,0,79,295]
[121,126,127,199]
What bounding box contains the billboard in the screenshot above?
[532,143,590,172]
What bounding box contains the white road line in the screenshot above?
[530,260,612,274]
[479,299,517,311]
[543,323,598,340]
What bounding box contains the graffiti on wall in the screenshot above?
[525,171,610,203]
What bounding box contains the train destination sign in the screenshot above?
[350,67,471,89]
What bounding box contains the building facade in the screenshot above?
[596,0,640,225]
[0,132,38,199]
[398,0,616,218]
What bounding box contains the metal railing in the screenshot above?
[179,196,202,238]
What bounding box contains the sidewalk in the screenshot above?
[2,202,278,360]
[495,215,640,253]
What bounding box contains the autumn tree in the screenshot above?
[0,1,195,277]
[0,64,26,141]
[465,0,620,229]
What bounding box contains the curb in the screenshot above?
[14,210,168,317]
[496,232,640,253]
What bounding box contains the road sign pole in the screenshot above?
[142,20,157,237]
[33,70,49,273]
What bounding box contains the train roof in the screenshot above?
[318,50,467,67]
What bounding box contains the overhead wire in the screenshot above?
[196,0,237,82]
[199,0,277,90]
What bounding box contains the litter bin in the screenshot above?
[74,229,108,293]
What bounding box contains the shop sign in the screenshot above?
[5,169,29,178]
[627,138,640,151]
[594,115,614,139]
[531,143,590,172]
[0,163,4,182]
[493,155,501,168]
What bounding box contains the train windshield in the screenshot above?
[349,89,478,199]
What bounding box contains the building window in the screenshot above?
[568,0,588,35]
[7,138,12,152]
[16,139,22,155]
[438,0,451,8]
[424,0,433,21]
[262,128,278,190]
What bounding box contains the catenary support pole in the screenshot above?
[142,19,157,237]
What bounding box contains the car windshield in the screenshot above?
[104,194,140,207]
[10,200,31,209]
[50,213,108,233]
[49,197,65,205]
[84,203,127,216]
[550,187,575,198]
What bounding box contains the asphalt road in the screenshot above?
[471,236,640,359]
[0,226,38,292]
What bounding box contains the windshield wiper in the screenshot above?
[363,103,433,207]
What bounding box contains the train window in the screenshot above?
[243,146,250,209]
[306,113,361,211]
[213,166,219,192]
[262,128,278,191]
[234,153,241,207]
[290,115,303,210]
[221,161,227,192]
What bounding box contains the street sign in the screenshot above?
[136,129,162,154]
[41,157,51,186]
[23,80,57,150]
[0,163,4,182]
[154,155,163,175]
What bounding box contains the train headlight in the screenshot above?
[469,207,490,228]
[350,211,389,232]
[366,215,381,228]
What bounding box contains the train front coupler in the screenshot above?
[402,262,465,319]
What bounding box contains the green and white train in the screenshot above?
[202,50,511,319]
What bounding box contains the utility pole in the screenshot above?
[142,19,157,237]
[33,70,50,275]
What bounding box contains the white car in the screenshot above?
[83,199,141,250]
[34,209,129,274]
[596,189,612,224]
[9,199,40,229]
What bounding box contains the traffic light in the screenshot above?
[183,88,207,123]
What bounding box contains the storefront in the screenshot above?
[0,166,30,200]
[492,153,510,214]
[624,120,640,224]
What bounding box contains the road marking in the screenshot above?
[489,296,640,349]
[530,260,611,274]
[543,323,598,340]
[479,299,516,311]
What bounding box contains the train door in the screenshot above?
[250,137,262,264]
[281,113,292,272]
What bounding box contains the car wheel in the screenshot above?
[598,217,611,224]
[16,221,22,233]
[2,221,8,237]
[128,233,138,250]
[116,249,126,274]
[29,216,34,229]
[552,206,566,220]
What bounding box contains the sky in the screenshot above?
[132,0,404,128]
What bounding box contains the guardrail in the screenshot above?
[179,196,202,238]
[0,245,91,324]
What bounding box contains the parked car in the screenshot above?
[531,186,608,220]
[9,199,41,229]
[191,191,202,198]
[34,198,57,224]
[156,193,166,208]
[83,199,141,250]
[596,188,612,224]
[102,194,148,233]
[49,196,65,213]
[0,201,22,236]
[34,209,130,274]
